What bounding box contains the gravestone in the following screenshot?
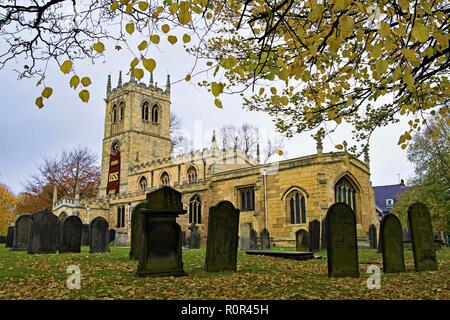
[0,236,5,244]
[28,209,58,254]
[129,202,147,260]
[89,216,110,253]
[205,201,240,272]
[136,186,187,277]
[408,202,438,271]
[260,228,270,250]
[321,217,328,250]
[81,224,90,246]
[5,226,14,247]
[59,215,82,253]
[295,229,309,251]
[239,223,252,250]
[369,224,377,249]
[11,214,32,251]
[109,229,116,243]
[250,228,258,250]
[308,219,320,252]
[188,223,201,249]
[326,203,359,278]
[56,214,68,250]
[115,231,128,245]
[380,214,405,273]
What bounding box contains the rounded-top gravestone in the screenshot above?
[188,223,201,249]
[5,225,14,248]
[308,219,320,252]
[11,214,32,251]
[89,216,110,253]
[380,214,405,273]
[260,228,270,250]
[28,209,58,254]
[59,215,82,253]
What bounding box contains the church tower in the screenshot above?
[98,72,172,197]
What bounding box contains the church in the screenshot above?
[52,73,378,246]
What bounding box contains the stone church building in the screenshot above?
[53,73,377,246]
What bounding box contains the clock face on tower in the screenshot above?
[111,140,120,154]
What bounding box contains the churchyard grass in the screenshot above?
[0,246,448,299]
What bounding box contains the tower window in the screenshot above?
[139,176,148,191]
[142,101,149,121]
[188,166,197,184]
[239,187,255,211]
[152,104,159,123]
[160,171,170,186]
[189,195,201,224]
[120,102,125,121]
[112,104,118,123]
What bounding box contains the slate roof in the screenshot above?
[373,183,406,213]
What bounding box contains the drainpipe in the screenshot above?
[262,168,268,229]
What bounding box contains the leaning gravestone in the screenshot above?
[380,214,405,273]
[408,202,438,271]
[5,225,14,248]
[129,202,147,260]
[136,186,187,277]
[205,201,240,272]
[188,223,201,249]
[369,224,377,249]
[239,223,252,250]
[11,214,32,251]
[326,203,359,278]
[296,229,309,251]
[308,219,320,252]
[81,224,90,246]
[321,217,328,250]
[89,216,110,253]
[250,228,258,250]
[59,215,82,253]
[260,228,270,250]
[28,209,58,254]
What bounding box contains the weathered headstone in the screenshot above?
[129,202,147,260]
[239,223,252,250]
[188,223,201,249]
[205,201,240,272]
[11,214,32,251]
[308,219,320,252]
[81,224,90,246]
[109,229,117,243]
[326,203,359,278]
[89,216,110,253]
[136,186,187,277]
[321,217,327,250]
[114,231,128,245]
[260,228,270,250]
[408,202,438,271]
[380,214,405,273]
[295,229,309,251]
[369,224,377,249]
[5,225,14,248]
[250,228,258,250]
[28,209,58,254]
[56,214,68,250]
[59,215,82,253]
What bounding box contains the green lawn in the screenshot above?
[0,245,449,299]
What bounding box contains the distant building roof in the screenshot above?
[373,180,406,213]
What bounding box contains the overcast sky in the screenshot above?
[0,37,414,194]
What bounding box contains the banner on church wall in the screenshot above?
[107,152,121,195]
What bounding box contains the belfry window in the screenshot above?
[160,171,170,186]
[142,102,149,121]
[335,176,357,212]
[239,187,255,211]
[152,104,159,123]
[188,166,197,184]
[112,105,118,123]
[285,189,307,224]
[119,102,125,121]
[189,195,201,224]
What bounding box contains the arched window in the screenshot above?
[112,104,118,123]
[142,101,149,121]
[116,206,126,228]
[119,102,125,121]
[152,104,159,123]
[334,176,357,212]
[160,171,170,186]
[286,190,307,224]
[139,176,148,191]
[188,166,197,184]
[189,195,201,224]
